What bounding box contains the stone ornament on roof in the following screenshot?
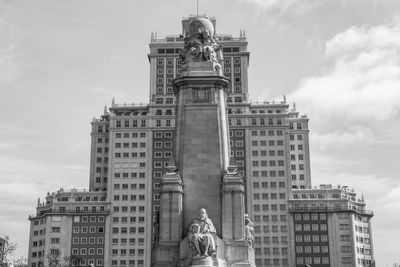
[179,17,223,66]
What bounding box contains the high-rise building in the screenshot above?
[288,184,375,267]
[27,15,373,267]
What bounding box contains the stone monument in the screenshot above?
[153,16,255,267]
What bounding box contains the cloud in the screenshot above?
[289,19,400,126]
[287,20,400,264]
[310,127,374,151]
[81,86,135,107]
[238,0,325,13]
[0,22,21,86]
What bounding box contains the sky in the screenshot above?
[0,0,399,265]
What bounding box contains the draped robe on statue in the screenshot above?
[188,209,216,257]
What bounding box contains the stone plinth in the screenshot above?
[190,256,213,267]
[178,236,226,267]
[181,61,223,77]
[224,240,255,267]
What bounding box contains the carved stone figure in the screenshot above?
[188,208,216,257]
[244,214,255,245]
[179,17,223,66]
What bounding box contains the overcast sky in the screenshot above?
[1,0,399,265]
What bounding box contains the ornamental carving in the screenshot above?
[193,88,211,103]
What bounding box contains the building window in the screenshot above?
[156,87,163,94]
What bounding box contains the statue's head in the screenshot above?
[198,208,207,221]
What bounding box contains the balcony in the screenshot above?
[29,208,111,219]
[289,206,374,216]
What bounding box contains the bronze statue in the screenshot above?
[188,208,216,257]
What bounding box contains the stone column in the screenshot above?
[222,160,256,267]
[222,162,245,240]
[154,159,183,267]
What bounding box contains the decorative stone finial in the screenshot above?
[227,156,238,173]
[166,157,177,173]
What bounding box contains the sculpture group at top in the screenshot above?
[179,17,223,66]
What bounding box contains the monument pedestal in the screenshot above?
[173,61,230,237]
[154,16,255,267]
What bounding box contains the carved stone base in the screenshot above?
[190,256,213,267]
[178,236,227,267]
[181,61,222,77]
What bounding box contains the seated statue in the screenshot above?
[188,208,216,257]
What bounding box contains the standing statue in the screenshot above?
[179,17,223,66]
[244,214,255,245]
[188,208,216,257]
